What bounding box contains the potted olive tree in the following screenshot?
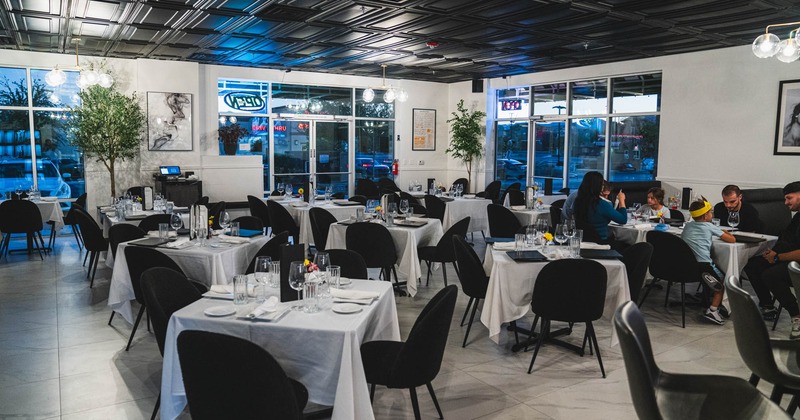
[446,99,487,192]
[69,84,146,198]
[218,123,249,155]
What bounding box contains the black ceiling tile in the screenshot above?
[254,4,321,23]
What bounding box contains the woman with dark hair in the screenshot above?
[574,171,627,243]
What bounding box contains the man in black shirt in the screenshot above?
[743,181,800,338]
[713,184,762,232]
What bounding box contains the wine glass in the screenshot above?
[277,183,285,197]
[285,183,293,198]
[728,211,740,229]
[219,211,231,233]
[563,217,576,240]
[314,251,331,296]
[554,224,568,246]
[170,212,183,231]
[253,256,271,303]
[288,261,306,311]
[399,199,409,218]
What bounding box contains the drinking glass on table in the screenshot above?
[277,183,285,197]
[314,251,331,299]
[288,261,306,311]
[554,224,568,247]
[253,257,271,303]
[285,184,293,199]
[219,211,231,233]
[399,199,410,218]
[170,212,183,231]
[728,211,740,230]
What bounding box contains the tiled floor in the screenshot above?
[0,233,792,419]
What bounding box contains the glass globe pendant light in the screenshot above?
[752,32,780,58]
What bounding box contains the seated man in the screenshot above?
[713,184,762,232]
[743,181,800,338]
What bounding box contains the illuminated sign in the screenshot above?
[223,92,265,112]
[501,100,522,111]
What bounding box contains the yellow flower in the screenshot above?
[533,185,538,191]
[657,211,663,217]
[543,232,553,242]
[298,188,304,195]
[304,259,310,266]
[536,198,543,203]
[375,205,382,211]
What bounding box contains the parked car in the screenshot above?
[496,158,527,180]
[0,158,71,199]
[355,157,390,179]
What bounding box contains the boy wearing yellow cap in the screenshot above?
[682,197,736,324]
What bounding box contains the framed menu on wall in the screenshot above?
[412,108,436,151]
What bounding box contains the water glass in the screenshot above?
[253,256,271,302]
[356,208,365,222]
[288,261,305,311]
[525,225,536,248]
[158,223,170,240]
[269,261,280,288]
[515,233,526,252]
[712,218,720,227]
[303,277,319,313]
[570,229,583,258]
[329,265,341,289]
[230,221,240,237]
[197,227,208,246]
[233,274,248,305]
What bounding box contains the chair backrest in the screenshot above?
[483,180,502,203]
[194,196,209,207]
[247,195,271,229]
[355,178,380,199]
[434,217,471,262]
[669,209,685,222]
[399,191,421,205]
[345,222,397,268]
[380,190,398,205]
[327,249,369,279]
[424,194,446,222]
[0,199,43,233]
[232,215,264,232]
[725,276,784,385]
[410,202,428,216]
[645,230,701,283]
[72,207,106,251]
[140,267,201,356]
[550,198,566,209]
[453,236,488,299]
[331,191,345,199]
[389,285,458,387]
[622,242,654,303]
[487,204,522,238]
[309,207,337,251]
[245,231,289,274]
[64,193,88,223]
[741,188,792,236]
[377,177,401,192]
[349,195,367,205]
[266,200,299,242]
[177,330,304,420]
[108,224,146,259]
[532,259,607,322]
[613,301,664,420]
[124,246,183,303]
[137,214,171,233]
[549,205,562,229]
[452,178,468,193]
[507,189,524,206]
[207,201,227,230]
[507,182,521,191]
[126,186,144,198]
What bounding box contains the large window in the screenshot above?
[354,121,394,181]
[218,80,270,191]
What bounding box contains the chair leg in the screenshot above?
[426,382,444,419]
[442,263,448,287]
[680,283,686,328]
[72,224,83,250]
[749,373,760,386]
[369,383,375,403]
[770,384,785,403]
[588,322,605,378]
[463,297,480,347]
[409,387,421,420]
[150,391,160,420]
[425,260,432,286]
[788,395,799,415]
[772,306,782,331]
[523,314,541,352]
[108,310,116,325]
[83,249,90,266]
[86,251,95,278]
[30,233,44,260]
[664,281,673,307]
[90,251,100,288]
[126,304,146,351]
[528,319,549,374]
[638,277,658,309]
[37,232,47,259]
[461,297,474,326]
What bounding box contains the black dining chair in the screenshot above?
[487,204,522,238]
[550,198,566,209]
[399,191,421,205]
[177,330,309,420]
[0,199,47,260]
[327,249,369,279]
[331,191,345,199]
[247,194,271,234]
[346,222,403,293]
[108,223,145,260]
[266,200,300,244]
[116,246,184,351]
[137,213,171,233]
[361,285,457,420]
[140,267,203,420]
[526,259,607,376]
[244,231,289,274]
[355,178,380,199]
[349,194,367,205]
[72,208,109,287]
[207,201,227,230]
[453,236,489,347]
[452,177,468,193]
[423,194,446,223]
[621,242,654,303]
[232,215,264,232]
[126,186,145,198]
[194,196,210,207]
[418,217,471,287]
[614,301,790,420]
[507,189,525,206]
[549,204,562,228]
[726,276,800,414]
[476,180,502,204]
[409,202,428,217]
[63,193,87,249]
[309,207,337,252]
[377,177,401,192]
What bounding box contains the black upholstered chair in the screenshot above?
[108,224,145,260]
[361,285,457,420]
[244,231,289,274]
[550,198,566,209]
[348,195,367,205]
[0,199,47,260]
[126,186,145,198]
[506,189,524,206]
[194,196,210,207]
[72,208,109,287]
[247,195,271,233]
[137,214,171,233]
[622,242,654,303]
[346,223,402,292]
[527,259,607,376]
[207,201,227,230]
[399,191,421,205]
[63,193,87,249]
[409,202,428,217]
[507,182,521,191]
[614,301,790,420]
[140,267,203,420]
[453,236,489,347]
[452,177,468,193]
[418,217,470,287]
[355,178,380,199]
[177,330,309,420]
[377,177,401,192]
[642,230,705,328]
[231,215,264,232]
[331,191,345,199]
[742,188,792,236]
[116,246,184,351]
[549,205,562,229]
[266,200,299,244]
[726,276,800,413]
[327,249,369,279]
[309,207,337,252]
[487,204,522,238]
[476,180,502,204]
[423,194,446,223]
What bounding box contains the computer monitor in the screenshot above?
[160,166,181,176]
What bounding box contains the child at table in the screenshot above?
[682,197,736,325]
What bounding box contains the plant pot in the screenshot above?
[222,141,238,155]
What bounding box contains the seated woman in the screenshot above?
[574,171,627,243]
[635,187,671,219]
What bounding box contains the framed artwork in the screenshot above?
[412,108,436,151]
[147,92,193,151]
[774,79,800,155]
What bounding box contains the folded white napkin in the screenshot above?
[250,296,280,317]
[463,194,476,199]
[407,216,427,223]
[634,223,652,230]
[290,202,309,207]
[163,237,191,248]
[580,242,611,250]
[217,235,250,244]
[510,205,527,210]
[210,284,233,294]
[41,197,58,202]
[147,230,177,238]
[330,288,379,300]
[492,242,517,250]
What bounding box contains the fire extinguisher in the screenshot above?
[391,159,399,176]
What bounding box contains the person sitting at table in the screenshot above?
[562,181,611,222]
[635,187,671,219]
[743,181,800,338]
[682,197,736,325]
[600,181,612,202]
[713,184,762,232]
[574,171,627,244]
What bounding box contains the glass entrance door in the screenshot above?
[314,121,349,197]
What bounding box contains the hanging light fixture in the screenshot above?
[44,38,114,88]
[362,64,408,104]
[752,22,800,63]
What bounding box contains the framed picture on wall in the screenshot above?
[412,108,436,151]
[147,92,193,151]
[774,79,800,155]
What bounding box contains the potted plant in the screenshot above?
[446,99,487,192]
[218,123,249,155]
[68,84,146,198]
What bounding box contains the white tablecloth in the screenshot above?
[279,200,364,249]
[503,194,567,207]
[441,197,491,234]
[160,280,400,420]
[0,200,65,232]
[480,247,630,346]
[108,235,269,324]
[510,207,550,227]
[325,219,444,297]
[103,212,193,268]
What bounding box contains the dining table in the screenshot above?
[509,205,551,227]
[107,234,270,324]
[160,279,400,420]
[273,198,364,249]
[325,218,444,297]
[0,199,66,250]
[414,194,491,233]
